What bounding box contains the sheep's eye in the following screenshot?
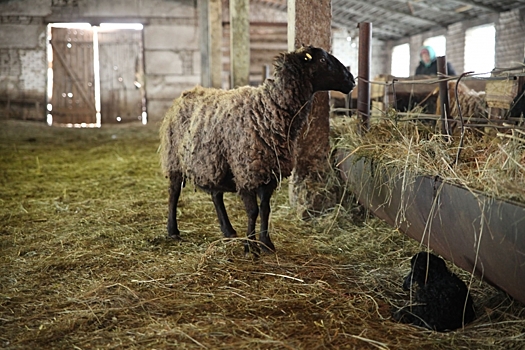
[320,58,326,63]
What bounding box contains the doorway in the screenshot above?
[47,23,146,127]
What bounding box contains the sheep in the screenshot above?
[159,46,355,255]
[393,252,476,331]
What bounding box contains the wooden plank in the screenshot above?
[229,0,250,88]
[51,42,96,112]
[51,27,96,125]
[209,0,223,88]
[198,0,211,87]
[97,29,144,124]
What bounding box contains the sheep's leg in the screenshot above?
[240,190,260,255]
[211,191,237,238]
[167,172,183,239]
[257,183,276,252]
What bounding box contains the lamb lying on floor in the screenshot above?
[393,252,476,331]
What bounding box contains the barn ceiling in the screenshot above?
[256,0,525,41]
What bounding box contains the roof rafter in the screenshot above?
[446,0,501,13]
[332,4,434,34]
[332,0,445,27]
[331,17,401,39]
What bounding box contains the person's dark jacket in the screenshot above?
[415,60,456,76]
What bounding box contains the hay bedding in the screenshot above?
[0,120,524,349]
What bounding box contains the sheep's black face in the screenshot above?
[402,252,448,290]
[299,46,355,94]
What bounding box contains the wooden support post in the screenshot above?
[209,0,223,88]
[287,0,334,218]
[357,22,371,132]
[198,0,210,87]
[229,0,250,88]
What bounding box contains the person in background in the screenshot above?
[415,46,456,76]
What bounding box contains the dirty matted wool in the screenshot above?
[159,52,316,192]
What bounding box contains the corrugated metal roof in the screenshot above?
[255,0,525,40]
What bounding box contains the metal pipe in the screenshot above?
[357,22,371,132]
[437,56,450,136]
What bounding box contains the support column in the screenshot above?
[287,0,335,218]
[229,0,250,88]
[357,22,371,133]
[198,0,210,87]
[209,0,223,88]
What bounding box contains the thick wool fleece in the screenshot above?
[160,51,315,192]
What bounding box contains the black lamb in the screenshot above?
[159,46,355,254]
[393,252,475,331]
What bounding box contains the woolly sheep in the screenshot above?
[393,252,476,331]
[159,46,355,254]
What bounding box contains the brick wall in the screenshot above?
[332,30,388,80]
[143,19,200,120]
[371,39,388,79]
[409,34,423,75]
[0,18,47,120]
[446,22,465,74]
[19,35,47,94]
[332,28,358,71]
[388,10,525,77]
[496,8,525,68]
[0,0,200,123]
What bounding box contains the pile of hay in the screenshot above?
[332,111,525,205]
[1,119,524,349]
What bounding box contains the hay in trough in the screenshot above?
[332,109,525,205]
[1,119,524,349]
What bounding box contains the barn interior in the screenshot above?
[1,0,525,349]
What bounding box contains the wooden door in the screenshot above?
[98,29,144,124]
[50,27,97,125]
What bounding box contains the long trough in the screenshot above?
[338,154,525,304]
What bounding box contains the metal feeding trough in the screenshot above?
[338,154,525,304]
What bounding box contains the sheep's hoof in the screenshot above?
[223,231,238,239]
[259,240,275,253]
[167,222,180,239]
[167,232,182,240]
[244,241,260,257]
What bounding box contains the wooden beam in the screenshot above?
[198,0,210,87]
[332,0,443,27]
[229,0,250,88]
[209,0,223,88]
[287,0,334,215]
[449,0,501,13]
